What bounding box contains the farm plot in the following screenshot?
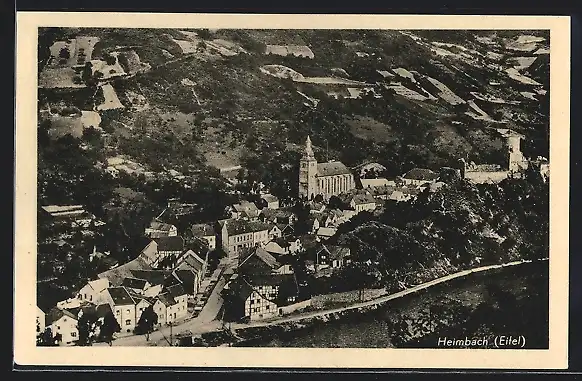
[90,53,127,80]
[96,84,125,111]
[199,124,244,171]
[423,76,465,105]
[505,68,542,86]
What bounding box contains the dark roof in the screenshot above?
[173,269,197,288]
[174,250,205,273]
[148,220,175,232]
[318,244,351,260]
[45,307,78,325]
[108,287,136,306]
[225,219,272,235]
[233,279,254,302]
[261,194,279,203]
[317,161,352,177]
[351,192,377,205]
[191,223,215,237]
[157,293,176,307]
[239,247,281,270]
[154,236,185,252]
[98,256,152,286]
[166,284,186,298]
[129,269,170,286]
[189,237,210,257]
[402,168,439,181]
[121,277,148,290]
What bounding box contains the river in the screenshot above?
[244,260,549,348]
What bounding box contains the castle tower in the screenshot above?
[298,136,318,200]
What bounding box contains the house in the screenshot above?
[346,191,378,214]
[121,277,151,295]
[368,185,396,200]
[401,168,440,186]
[238,246,294,276]
[171,249,207,295]
[45,307,78,345]
[133,295,153,323]
[137,240,160,268]
[316,227,337,241]
[360,178,394,189]
[388,186,421,202]
[153,284,188,325]
[190,223,216,250]
[268,224,283,240]
[308,201,326,214]
[239,273,300,321]
[98,255,153,286]
[261,194,280,210]
[263,240,289,257]
[230,201,260,220]
[306,215,321,234]
[103,286,137,333]
[259,209,297,226]
[356,162,387,178]
[219,219,273,257]
[77,278,110,305]
[154,236,185,266]
[36,306,46,334]
[145,220,178,238]
[315,244,351,270]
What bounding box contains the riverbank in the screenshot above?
[188,258,548,347]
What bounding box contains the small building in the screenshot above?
[230,201,260,220]
[238,246,293,276]
[145,220,178,238]
[45,307,78,345]
[316,227,337,241]
[171,249,207,295]
[360,178,393,189]
[154,236,185,263]
[190,223,216,250]
[341,191,378,214]
[259,209,297,226]
[121,277,151,295]
[103,286,137,333]
[154,285,188,325]
[77,278,110,305]
[260,194,280,210]
[401,168,440,186]
[315,244,351,270]
[219,219,273,258]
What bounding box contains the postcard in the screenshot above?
[14,12,570,369]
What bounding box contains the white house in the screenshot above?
[45,307,79,346]
[401,168,440,186]
[77,278,110,305]
[261,194,280,209]
[103,286,138,334]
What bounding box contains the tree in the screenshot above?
[77,309,99,346]
[37,326,58,346]
[99,311,121,345]
[59,47,70,60]
[135,305,159,341]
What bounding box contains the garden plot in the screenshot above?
[386,84,433,101]
[504,35,544,53]
[169,34,201,54]
[80,111,102,129]
[117,50,151,74]
[465,100,494,121]
[534,47,550,55]
[199,125,243,171]
[392,68,417,82]
[96,84,125,111]
[520,92,538,101]
[74,36,100,67]
[470,92,507,104]
[260,65,305,80]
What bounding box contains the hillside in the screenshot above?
[38,28,550,192]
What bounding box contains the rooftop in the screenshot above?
[107,287,136,306]
[98,256,153,286]
[402,168,440,181]
[317,161,352,177]
[154,236,185,252]
[225,219,272,236]
[45,307,78,325]
[121,277,149,290]
[191,223,215,237]
[239,246,281,270]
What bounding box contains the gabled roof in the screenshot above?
[351,192,377,205]
[166,283,187,298]
[263,241,287,255]
[174,250,205,273]
[191,223,215,237]
[172,269,197,288]
[129,269,170,286]
[121,277,149,290]
[156,293,176,307]
[86,278,109,293]
[261,194,279,203]
[317,227,337,237]
[316,161,352,177]
[98,256,153,286]
[225,219,272,236]
[154,236,185,252]
[402,168,439,181]
[46,307,77,325]
[96,303,113,318]
[139,240,159,263]
[107,287,136,306]
[318,244,351,260]
[239,247,281,270]
[148,220,176,232]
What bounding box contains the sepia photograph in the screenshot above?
[14,13,570,369]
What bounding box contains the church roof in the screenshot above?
[317,161,352,177]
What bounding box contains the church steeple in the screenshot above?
[304,135,315,160]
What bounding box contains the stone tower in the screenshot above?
[298,136,318,200]
[507,134,528,173]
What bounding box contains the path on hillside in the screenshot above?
[229,258,546,331]
[98,258,545,346]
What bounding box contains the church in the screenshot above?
[298,136,356,200]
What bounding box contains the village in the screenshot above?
[36,123,549,346]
